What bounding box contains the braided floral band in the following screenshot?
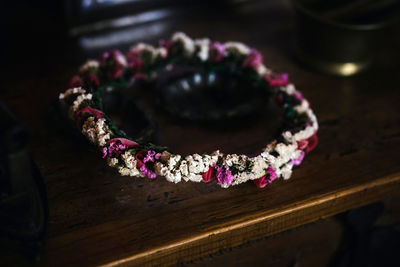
[59,32,318,188]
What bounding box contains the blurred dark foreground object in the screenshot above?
[293,0,400,76]
[0,102,48,263]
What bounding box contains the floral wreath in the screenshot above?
[59,32,318,188]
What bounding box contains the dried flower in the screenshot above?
[202,166,215,183]
[253,166,277,188]
[209,42,225,62]
[265,73,289,87]
[216,165,235,187]
[136,150,161,179]
[102,138,138,159]
[242,49,263,68]
[101,50,127,79]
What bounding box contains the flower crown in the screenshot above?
[59,32,318,188]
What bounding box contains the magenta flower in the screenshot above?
[242,49,263,68]
[293,90,303,101]
[74,106,104,129]
[264,73,289,87]
[81,72,100,88]
[159,39,173,56]
[101,50,126,79]
[102,138,138,159]
[290,151,305,166]
[125,49,142,73]
[136,150,161,179]
[69,75,83,88]
[215,165,234,187]
[69,73,100,90]
[253,166,277,188]
[297,132,318,153]
[210,42,225,62]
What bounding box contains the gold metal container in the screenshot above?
[292,0,394,76]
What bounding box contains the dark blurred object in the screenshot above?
[156,66,271,122]
[0,102,48,262]
[293,0,400,76]
[66,0,192,36]
[330,203,400,267]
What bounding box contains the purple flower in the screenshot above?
[215,165,234,187]
[242,49,263,68]
[265,73,289,87]
[210,42,225,62]
[290,151,305,166]
[253,166,277,188]
[102,138,138,159]
[136,150,161,179]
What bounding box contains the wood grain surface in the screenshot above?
[2,1,400,266]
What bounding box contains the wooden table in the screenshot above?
[2,2,400,266]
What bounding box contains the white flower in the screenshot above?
[255,64,271,76]
[69,93,93,118]
[115,52,127,67]
[282,83,296,95]
[79,60,99,73]
[280,163,293,180]
[294,100,310,114]
[261,152,278,169]
[155,47,167,58]
[224,41,250,55]
[59,87,86,100]
[294,126,315,141]
[172,32,195,57]
[307,109,319,131]
[167,154,181,171]
[118,166,141,177]
[224,154,247,171]
[107,157,119,167]
[194,38,210,61]
[81,117,111,146]
[121,151,137,169]
[165,170,182,183]
[186,154,206,174]
[179,160,189,178]
[131,43,167,60]
[250,156,268,178]
[275,143,297,165]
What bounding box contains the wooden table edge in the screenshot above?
[91,172,400,266]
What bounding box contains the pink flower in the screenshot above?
[290,151,305,166]
[69,73,100,91]
[210,42,225,62]
[74,106,104,129]
[264,73,289,87]
[242,49,263,68]
[136,150,161,179]
[159,39,173,57]
[125,49,142,73]
[202,166,215,183]
[293,91,303,101]
[69,75,83,88]
[216,165,234,187]
[101,50,126,79]
[102,138,138,159]
[81,72,100,88]
[253,166,277,188]
[297,132,318,153]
